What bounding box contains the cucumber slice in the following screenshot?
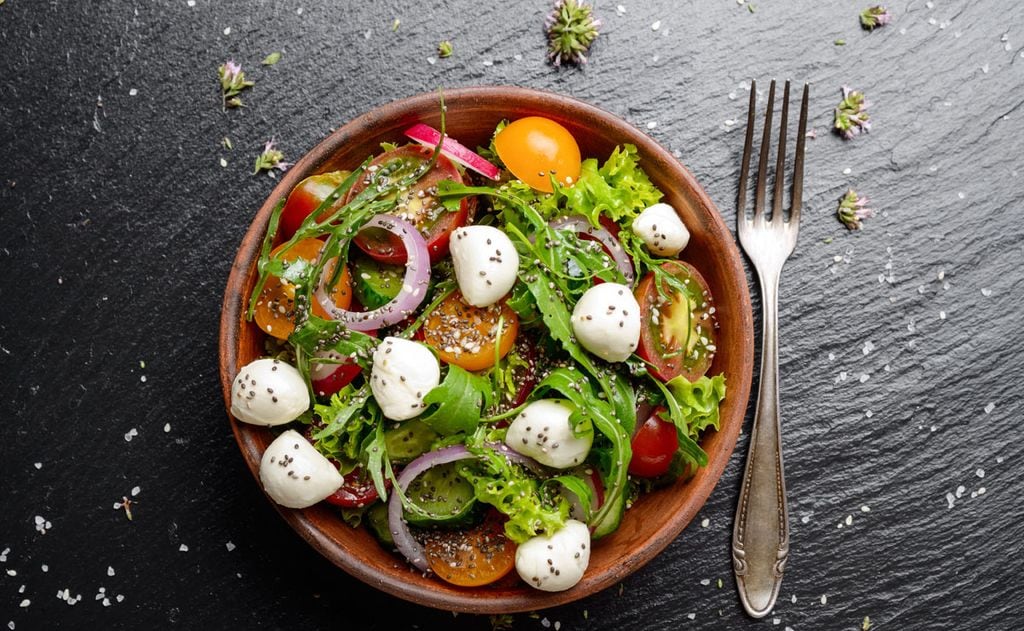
[384,419,439,464]
[590,487,625,540]
[366,502,393,546]
[352,255,404,310]
[404,461,478,527]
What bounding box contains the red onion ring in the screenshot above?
[403,123,501,181]
[388,445,476,572]
[387,443,545,571]
[550,216,635,284]
[315,214,430,331]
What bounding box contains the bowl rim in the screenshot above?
[219,85,753,613]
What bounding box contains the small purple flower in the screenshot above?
[545,0,601,67]
[837,189,875,230]
[860,6,892,30]
[253,139,291,175]
[834,86,871,140]
[218,60,255,110]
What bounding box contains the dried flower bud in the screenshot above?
[860,6,892,30]
[837,188,875,230]
[218,60,255,110]
[253,139,292,175]
[834,86,871,140]
[545,0,601,67]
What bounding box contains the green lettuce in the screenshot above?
[666,374,727,438]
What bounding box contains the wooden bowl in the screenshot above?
[219,86,753,613]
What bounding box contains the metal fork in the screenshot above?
[731,79,808,618]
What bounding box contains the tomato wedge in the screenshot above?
[423,510,516,587]
[628,407,678,478]
[253,238,352,340]
[634,260,718,382]
[420,291,518,372]
[345,145,472,264]
[324,467,388,509]
[278,171,349,241]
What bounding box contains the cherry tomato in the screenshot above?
[253,239,352,340]
[310,330,376,398]
[279,171,349,241]
[423,510,516,587]
[634,260,717,382]
[628,407,678,478]
[493,116,581,193]
[325,467,388,509]
[345,145,472,264]
[420,291,518,372]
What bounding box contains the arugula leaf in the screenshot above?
[542,474,596,521]
[310,385,377,470]
[418,365,491,435]
[364,420,389,501]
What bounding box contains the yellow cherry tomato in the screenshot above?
[493,116,581,193]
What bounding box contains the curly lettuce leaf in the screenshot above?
[666,373,727,437]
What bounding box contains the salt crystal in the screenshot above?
[925,0,933,7]
[427,57,437,65]
[219,158,227,168]
[976,468,985,478]
[140,375,147,382]
[108,566,115,576]
[687,613,696,620]
[996,456,1004,464]
[862,341,875,355]
[116,594,125,602]
[859,373,870,383]
[186,0,195,6]
[773,618,781,625]
[984,402,995,414]
[700,578,710,586]
[179,544,189,552]
[946,492,955,508]
[541,618,550,628]
[791,595,797,604]
[223,27,231,35]
[930,425,936,432]
[701,517,710,528]
[129,88,138,97]
[955,485,966,498]
[937,269,945,280]
[820,594,827,605]
[845,515,853,526]
[865,410,873,418]
[18,600,29,608]
[957,191,965,200]
[981,64,989,73]
[41,565,48,572]
[980,287,992,297]
[102,598,110,607]
[651,20,661,31]
[939,311,946,320]
[801,515,810,524]
[33,463,41,470]
[837,522,843,529]
[363,29,371,39]
[917,285,926,294]
[482,60,493,67]
[226,541,236,552]
[842,167,852,175]
[616,5,626,15]
[296,7,303,15]
[131,486,141,497]
[164,423,171,433]
[978,487,986,495]
[6,570,15,576]
[828,353,835,361]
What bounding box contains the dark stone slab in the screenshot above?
[1,0,1021,628]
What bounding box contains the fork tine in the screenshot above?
[737,79,757,219]
[753,79,776,220]
[771,81,790,225]
[790,84,810,224]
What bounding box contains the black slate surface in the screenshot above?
[2,1,1022,629]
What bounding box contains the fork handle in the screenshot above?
[732,268,790,618]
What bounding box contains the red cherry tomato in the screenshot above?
[310,330,377,398]
[279,171,349,241]
[634,260,718,382]
[325,467,388,509]
[345,145,472,264]
[628,407,678,478]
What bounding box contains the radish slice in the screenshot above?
[403,123,501,181]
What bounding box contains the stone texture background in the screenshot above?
[1,0,1022,629]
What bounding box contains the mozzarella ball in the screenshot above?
[571,283,641,362]
[259,430,343,509]
[632,203,690,257]
[450,225,520,307]
[505,399,593,469]
[515,520,592,592]
[370,337,440,421]
[230,358,310,426]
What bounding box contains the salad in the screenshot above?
[230,108,727,593]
